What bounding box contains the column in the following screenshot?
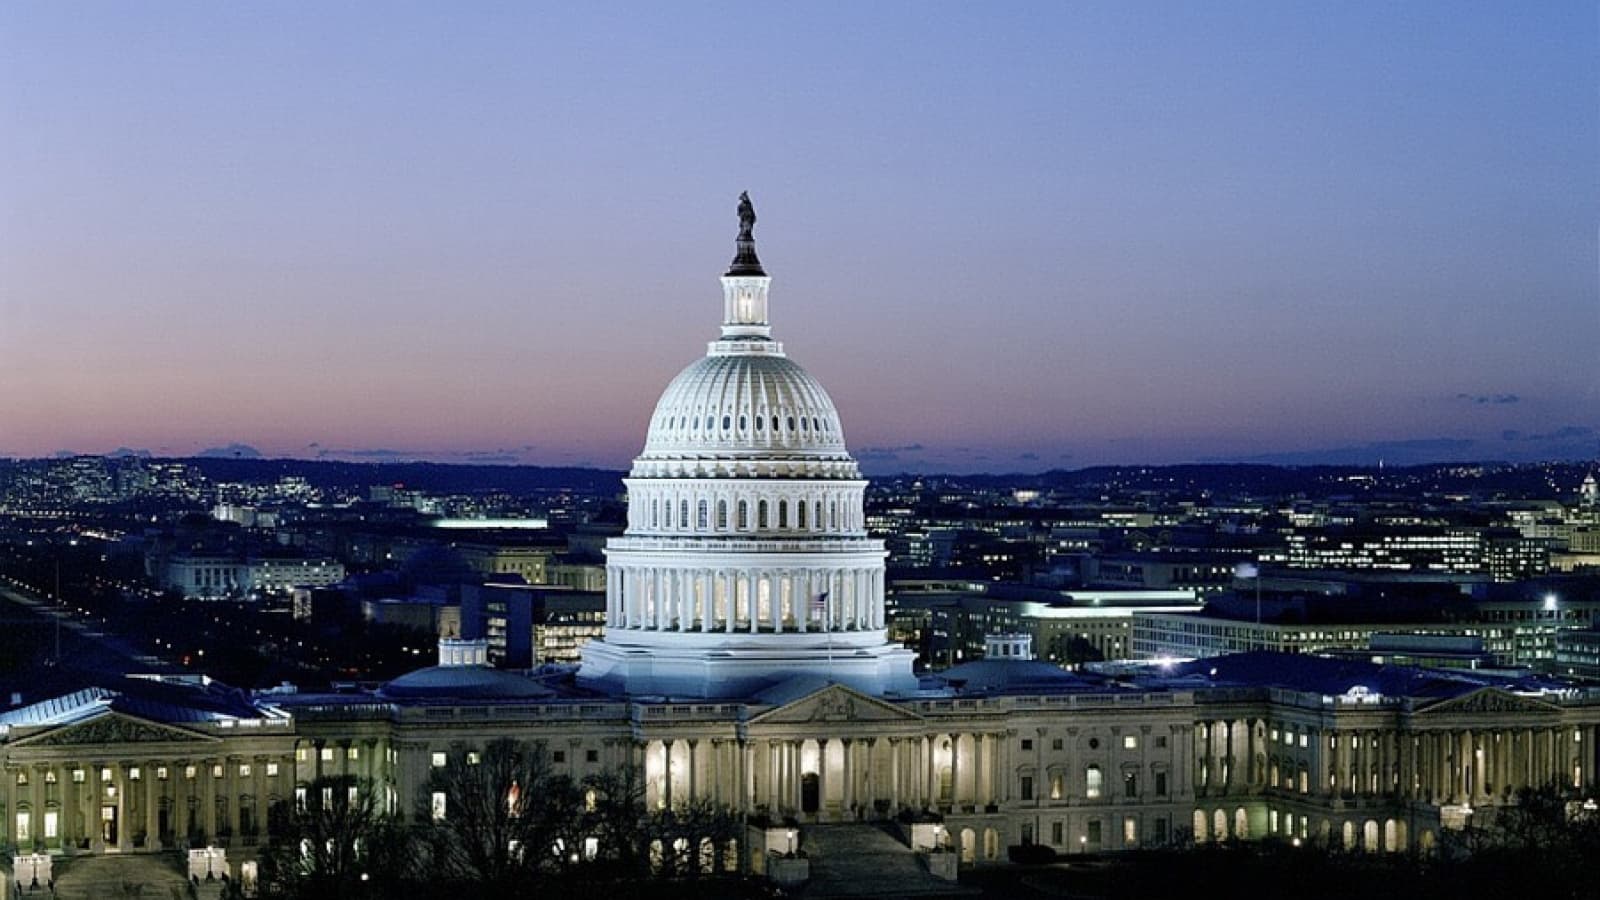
[841,739,855,815]
[116,763,132,852]
[816,739,829,818]
[972,732,986,806]
[950,734,962,808]
[889,738,902,810]
[145,761,160,850]
[687,740,699,803]
[791,741,803,812]
[662,741,674,809]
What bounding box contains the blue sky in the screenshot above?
[1,2,1595,472]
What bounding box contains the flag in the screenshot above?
[811,592,829,617]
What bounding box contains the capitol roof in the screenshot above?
[378,664,557,701]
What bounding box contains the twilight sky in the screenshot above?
[1,1,1596,474]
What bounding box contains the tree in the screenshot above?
[258,776,406,900]
[581,761,649,875]
[418,737,586,898]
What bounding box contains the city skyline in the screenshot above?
[2,2,1596,473]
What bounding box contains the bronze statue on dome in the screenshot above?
[737,191,756,242]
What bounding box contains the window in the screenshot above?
[1051,821,1064,845]
[586,750,599,763]
[1123,735,1138,750]
[466,751,480,765]
[212,765,224,779]
[717,501,728,529]
[1299,733,1309,748]
[266,763,278,778]
[348,786,359,806]
[16,812,29,843]
[1155,771,1168,797]
[185,766,197,780]
[294,787,306,810]
[758,500,769,528]
[1050,774,1063,800]
[239,764,251,778]
[431,792,447,822]
[1153,818,1169,845]
[347,747,359,760]
[1085,766,1103,799]
[697,501,708,529]
[1123,817,1137,846]
[553,751,566,764]
[1020,776,1034,801]
[296,748,308,762]
[1086,820,1103,847]
[44,770,57,784]
[1124,771,1138,798]
[44,810,58,840]
[15,772,25,786]
[1051,738,1064,751]
[320,747,334,763]
[431,753,447,768]
[1156,736,1168,749]
[72,769,85,784]
[1021,739,1034,752]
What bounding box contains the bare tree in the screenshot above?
[419,737,585,897]
[258,775,404,900]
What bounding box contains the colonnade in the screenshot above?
[1,752,297,854]
[641,731,1014,820]
[606,566,884,633]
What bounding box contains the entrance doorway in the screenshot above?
[801,773,820,814]
[101,805,118,847]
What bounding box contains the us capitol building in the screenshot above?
[3,198,1599,887]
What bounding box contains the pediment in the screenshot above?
[12,712,219,748]
[1418,688,1560,717]
[752,683,922,726]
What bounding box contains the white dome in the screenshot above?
[636,350,857,478]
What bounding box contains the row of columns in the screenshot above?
[1248,722,1597,805]
[1,754,297,853]
[634,492,860,536]
[1197,718,1259,795]
[607,566,884,633]
[643,731,1012,819]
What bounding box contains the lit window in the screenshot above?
[16,812,29,843]
[1122,735,1137,750]
[44,810,58,840]
[212,765,223,779]
[294,787,306,810]
[185,766,197,780]
[72,769,85,784]
[466,751,480,765]
[266,763,279,777]
[320,748,334,762]
[296,748,308,762]
[431,792,447,822]
[101,768,113,783]
[239,765,251,778]
[432,752,447,768]
[347,747,360,760]
[157,767,169,781]
[1085,766,1103,799]
[44,770,57,784]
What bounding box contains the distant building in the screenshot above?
[163,553,344,599]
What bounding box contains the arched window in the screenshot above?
[813,500,822,531]
[722,415,731,430]
[651,499,659,529]
[662,500,670,528]
[778,500,788,529]
[755,415,763,431]
[697,500,708,529]
[737,500,748,530]
[679,500,689,529]
[797,501,807,529]
[758,500,769,529]
[717,500,728,530]
[1085,765,1103,799]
